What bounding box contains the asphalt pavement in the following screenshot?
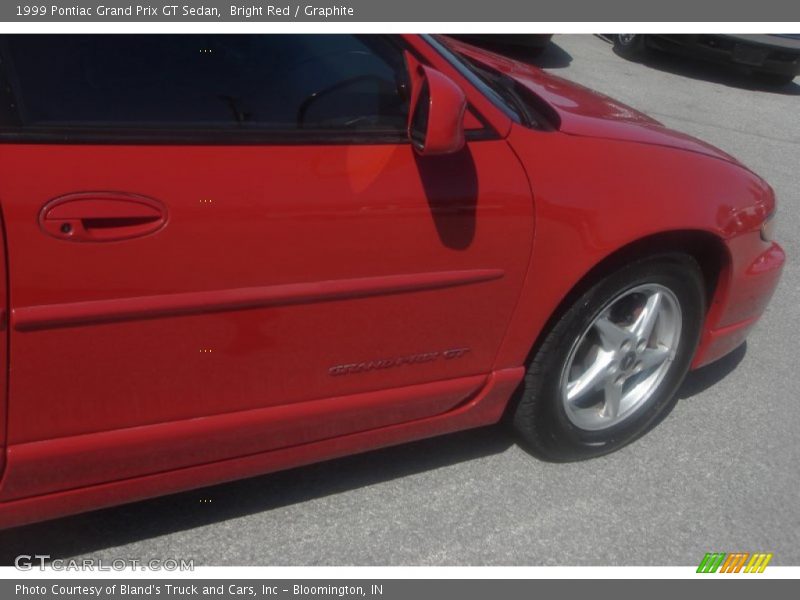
[0,34,797,566]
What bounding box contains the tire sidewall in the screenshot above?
[530,255,705,459]
[613,35,647,60]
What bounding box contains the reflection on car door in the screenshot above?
[0,34,534,499]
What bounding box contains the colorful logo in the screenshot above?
[697,552,773,573]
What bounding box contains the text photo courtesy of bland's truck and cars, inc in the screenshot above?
[16,4,356,18]
[15,584,381,596]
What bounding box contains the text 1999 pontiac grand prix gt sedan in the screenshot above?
[0,34,785,528]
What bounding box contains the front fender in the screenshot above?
[494,125,776,370]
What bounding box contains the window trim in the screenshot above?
[0,124,496,146]
[0,126,410,146]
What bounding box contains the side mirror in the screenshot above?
[406,53,467,156]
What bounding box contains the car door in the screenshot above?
[0,34,533,499]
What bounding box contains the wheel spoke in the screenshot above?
[566,351,614,403]
[638,345,670,372]
[560,282,683,432]
[632,291,662,342]
[602,378,624,419]
[594,316,629,351]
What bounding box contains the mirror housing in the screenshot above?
[406,54,467,156]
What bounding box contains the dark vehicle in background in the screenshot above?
[451,34,553,57]
[613,34,800,86]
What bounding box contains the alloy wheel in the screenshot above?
[559,284,682,431]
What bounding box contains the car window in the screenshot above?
[0,34,408,134]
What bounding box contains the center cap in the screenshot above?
[620,351,637,371]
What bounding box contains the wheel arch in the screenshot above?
[519,229,731,371]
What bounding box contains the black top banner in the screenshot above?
[2,0,799,22]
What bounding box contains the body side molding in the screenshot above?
[13,269,505,331]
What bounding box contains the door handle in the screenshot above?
[40,192,167,242]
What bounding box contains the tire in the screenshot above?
[753,71,796,87]
[613,34,648,60]
[510,254,705,461]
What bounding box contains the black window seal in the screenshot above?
[0,126,494,146]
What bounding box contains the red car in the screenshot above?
[0,34,784,528]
